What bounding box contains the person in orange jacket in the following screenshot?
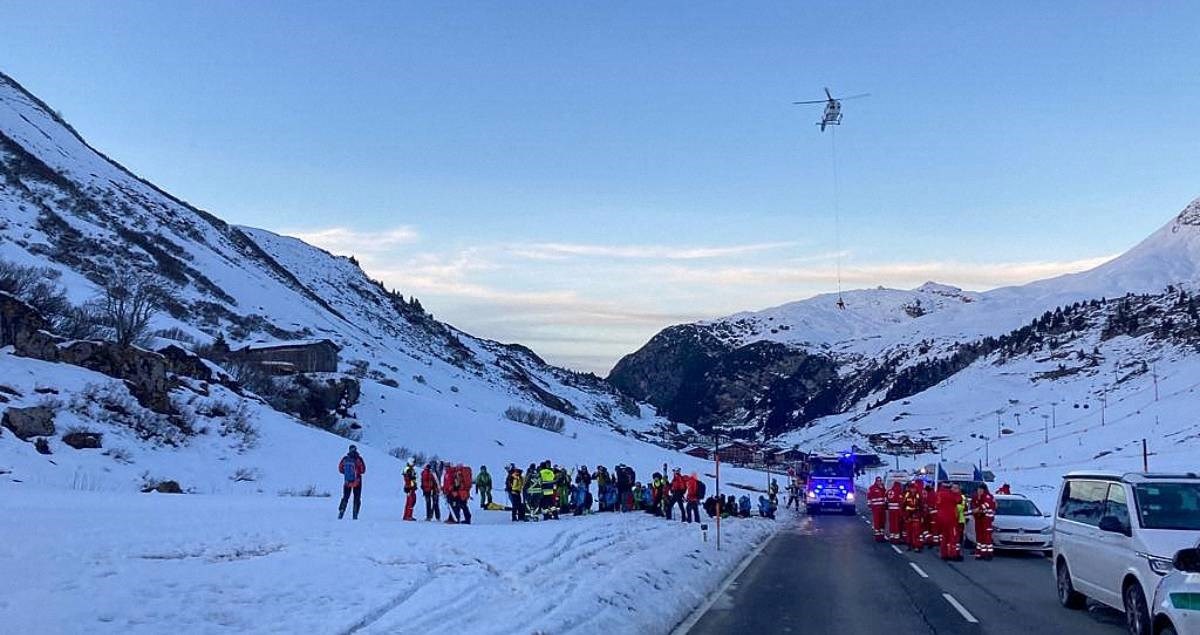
[420,463,441,521]
[886,481,904,544]
[971,484,997,560]
[442,465,461,523]
[903,481,925,552]
[402,460,418,521]
[668,468,688,522]
[867,477,888,542]
[936,484,964,560]
[455,465,474,524]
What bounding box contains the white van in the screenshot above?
[1053,472,1200,635]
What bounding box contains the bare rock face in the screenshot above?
[62,430,103,449]
[0,291,52,354]
[2,406,56,440]
[57,341,174,413]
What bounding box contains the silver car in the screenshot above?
[965,494,1053,555]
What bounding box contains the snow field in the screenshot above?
[0,488,778,634]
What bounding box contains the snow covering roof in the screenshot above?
[240,339,338,352]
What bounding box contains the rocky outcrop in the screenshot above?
[2,406,56,440]
[608,324,730,411]
[264,374,360,428]
[57,341,174,413]
[0,291,51,352]
[609,325,844,437]
[62,430,103,449]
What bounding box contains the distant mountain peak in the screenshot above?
[1174,197,1200,227]
[914,281,963,295]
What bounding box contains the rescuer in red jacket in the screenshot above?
[925,482,940,548]
[936,484,964,560]
[886,481,904,544]
[402,460,418,521]
[420,463,441,521]
[971,484,996,560]
[867,477,887,542]
[903,481,925,552]
[668,468,688,522]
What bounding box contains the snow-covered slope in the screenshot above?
[783,287,1200,510]
[0,69,684,484]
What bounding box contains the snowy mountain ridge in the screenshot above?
[610,198,1200,443]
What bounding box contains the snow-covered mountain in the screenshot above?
[610,198,1200,449]
[0,71,703,493]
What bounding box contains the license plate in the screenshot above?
[1008,535,1041,543]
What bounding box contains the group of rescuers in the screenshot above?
[866,476,1006,561]
[335,444,779,523]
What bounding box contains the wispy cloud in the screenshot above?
[507,241,797,261]
[273,222,1118,373]
[286,226,418,255]
[656,255,1116,289]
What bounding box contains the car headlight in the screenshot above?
[807,491,817,499]
[845,492,855,502]
[1038,527,1053,535]
[1139,552,1174,576]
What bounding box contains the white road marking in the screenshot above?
[909,562,929,578]
[943,593,980,624]
[891,545,903,555]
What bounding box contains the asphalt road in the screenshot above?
[686,509,1127,635]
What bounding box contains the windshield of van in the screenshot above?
[996,498,1041,516]
[1133,483,1200,530]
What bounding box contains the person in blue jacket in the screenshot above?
[603,485,619,511]
[738,495,752,518]
[758,495,776,520]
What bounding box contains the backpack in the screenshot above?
[695,479,706,499]
[342,456,358,483]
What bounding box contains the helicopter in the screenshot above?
[793,87,870,132]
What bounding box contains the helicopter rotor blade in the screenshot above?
[837,93,871,100]
[824,87,833,100]
[792,99,827,105]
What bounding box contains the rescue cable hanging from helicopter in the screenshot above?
[793,88,869,310]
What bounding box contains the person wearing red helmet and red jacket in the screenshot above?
[337,444,366,520]
[402,460,418,521]
[867,477,887,542]
[420,463,441,521]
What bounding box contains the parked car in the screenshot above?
[965,494,1052,555]
[1053,471,1200,635]
[1151,545,1200,635]
[883,469,910,486]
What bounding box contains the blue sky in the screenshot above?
[3,2,1199,372]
